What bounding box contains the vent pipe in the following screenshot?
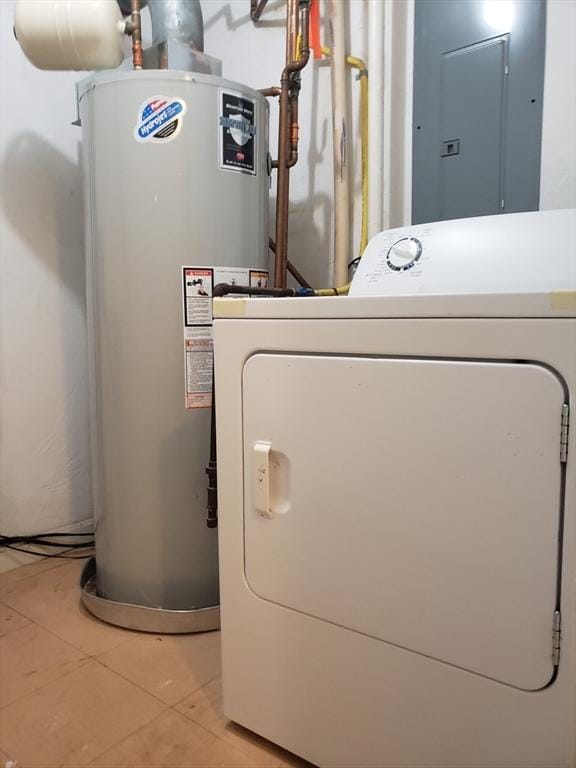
[148,0,204,52]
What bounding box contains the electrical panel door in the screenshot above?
[412,0,545,224]
[439,36,507,219]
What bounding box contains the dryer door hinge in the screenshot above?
[552,610,561,666]
[560,404,570,463]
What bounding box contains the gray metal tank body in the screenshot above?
[78,71,268,609]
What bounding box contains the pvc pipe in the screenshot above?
[368,0,385,236]
[382,0,393,230]
[323,46,369,260]
[346,55,369,258]
[328,0,350,286]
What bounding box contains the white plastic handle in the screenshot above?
[253,441,272,518]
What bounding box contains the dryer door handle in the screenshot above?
[253,441,273,518]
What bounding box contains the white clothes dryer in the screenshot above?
[213,209,576,768]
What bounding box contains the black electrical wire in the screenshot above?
[1,537,93,544]
[0,531,94,539]
[1,532,93,540]
[0,544,93,559]
[1,540,90,549]
[0,532,95,559]
[348,256,361,269]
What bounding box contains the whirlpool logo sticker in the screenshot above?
[134,96,187,144]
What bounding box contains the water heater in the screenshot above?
[79,70,268,631]
[15,0,269,632]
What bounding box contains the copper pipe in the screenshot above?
[287,260,312,289]
[285,4,310,78]
[269,237,312,289]
[131,0,143,70]
[274,78,292,288]
[251,0,270,22]
[261,87,281,169]
[286,2,313,169]
[274,1,311,288]
[265,87,283,170]
[259,87,281,98]
[287,0,297,62]
[287,95,300,167]
[274,0,297,288]
[271,97,295,172]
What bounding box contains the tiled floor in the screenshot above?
[0,557,312,768]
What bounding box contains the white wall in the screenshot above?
[540,0,576,209]
[0,0,91,563]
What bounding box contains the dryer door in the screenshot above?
[242,355,565,691]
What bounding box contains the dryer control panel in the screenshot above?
[349,209,576,298]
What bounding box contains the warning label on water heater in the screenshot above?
[181,266,268,409]
[218,90,257,175]
[185,329,213,409]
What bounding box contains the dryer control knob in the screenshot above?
[386,237,422,272]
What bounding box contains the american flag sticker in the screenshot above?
[134,95,187,143]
